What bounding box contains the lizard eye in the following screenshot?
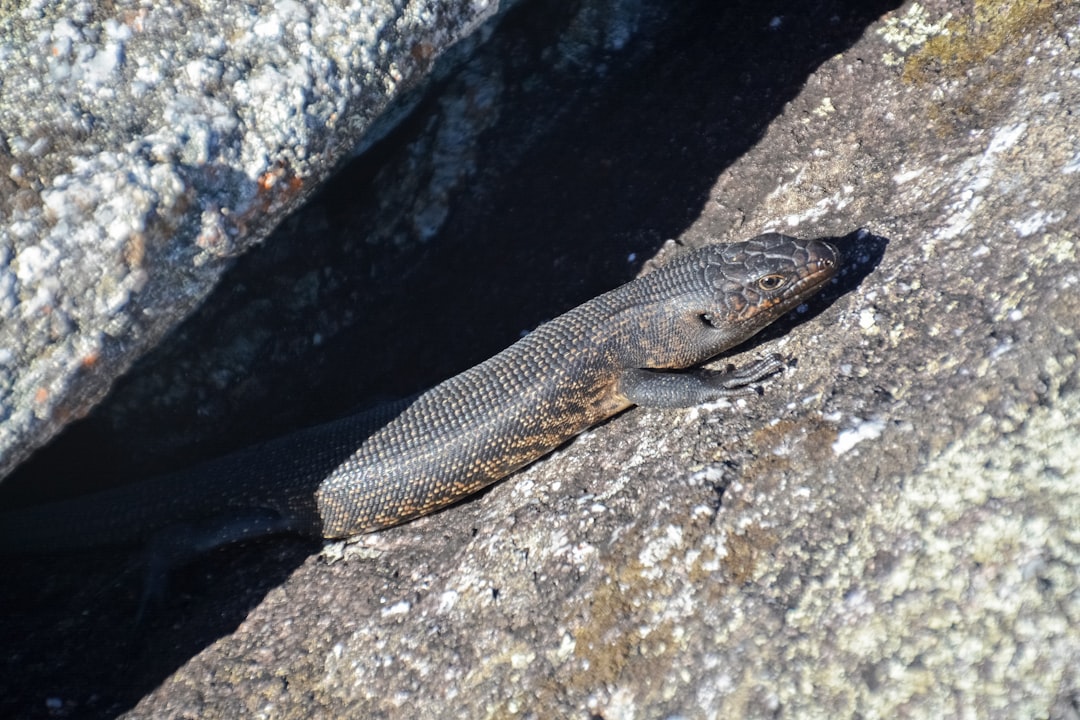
[757,274,787,292]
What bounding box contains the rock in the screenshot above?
[0,0,521,481]
[2,0,1078,718]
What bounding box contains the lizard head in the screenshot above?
[624,233,839,368]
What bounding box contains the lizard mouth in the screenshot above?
[793,239,839,290]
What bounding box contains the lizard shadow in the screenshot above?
[0,2,900,718]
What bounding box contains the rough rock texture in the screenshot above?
[0,0,521,480]
[2,0,1079,718]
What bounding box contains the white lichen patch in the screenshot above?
[1010,208,1066,237]
[780,186,854,228]
[936,123,1029,241]
[638,524,684,574]
[832,417,886,455]
[876,3,952,65]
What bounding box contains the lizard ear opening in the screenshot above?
[698,312,720,329]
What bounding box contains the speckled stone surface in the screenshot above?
[1,0,1078,718]
[0,0,514,479]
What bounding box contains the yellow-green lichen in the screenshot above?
[566,546,695,694]
[891,0,1063,134]
[901,0,1060,85]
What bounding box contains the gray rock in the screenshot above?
[2,1,1079,719]
[0,0,521,480]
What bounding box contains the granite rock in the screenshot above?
[0,0,519,480]
[2,1,1078,718]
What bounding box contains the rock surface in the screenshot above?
[2,0,1079,718]
[0,0,519,480]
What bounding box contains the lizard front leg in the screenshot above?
[616,354,786,408]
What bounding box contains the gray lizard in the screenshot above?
[0,234,838,559]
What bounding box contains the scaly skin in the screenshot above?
[0,234,838,555]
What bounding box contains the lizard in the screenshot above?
[0,233,838,561]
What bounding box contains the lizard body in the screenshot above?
[0,234,837,555]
